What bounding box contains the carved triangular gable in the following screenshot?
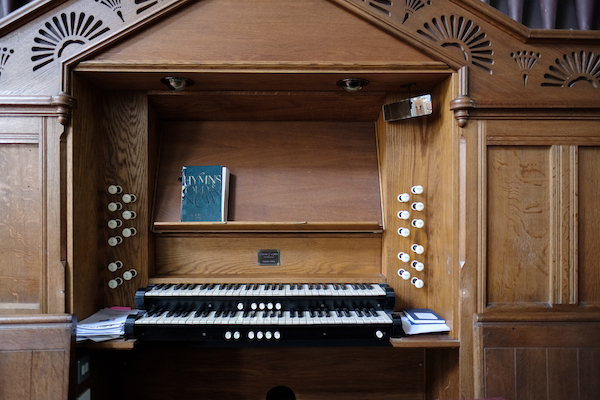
[0,0,599,109]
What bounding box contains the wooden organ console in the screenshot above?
[2,0,600,399]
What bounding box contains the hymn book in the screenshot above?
[180,165,230,222]
[401,308,450,335]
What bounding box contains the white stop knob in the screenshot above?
[108,219,122,229]
[397,252,410,262]
[108,185,122,195]
[411,219,424,228]
[411,260,425,271]
[122,210,137,220]
[397,227,410,237]
[397,193,410,203]
[107,260,122,272]
[108,236,122,246]
[108,202,122,212]
[411,277,424,289]
[397,210,410,220]
[411,185,424,194]
[122,227,137,238]
[122,194,137,204]
[411,202,424,211]
[411,244,425,254]
[397,269,411,280]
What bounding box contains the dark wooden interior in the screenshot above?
[1,0,600,399]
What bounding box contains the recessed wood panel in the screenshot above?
[486,146,551,306]
[0,141,42,314]
[154,120,381,224]
[154,234,382,281]
[578,146,600,307]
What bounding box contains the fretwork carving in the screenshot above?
[511,50,541,87]
[95,0,125,22]
[0,47,14,83]
[542,51,600,88]
[417,15,494,74]
[31,12,111,72]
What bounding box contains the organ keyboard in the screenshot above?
[125,283,401,346]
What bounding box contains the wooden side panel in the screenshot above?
[478,322,600,400]
[579,348,600,398]
[378,76,457,322]
[578,146,600,307]
[484,346,600,400]
[0,351,33,399]
[0,315,73,400]
[102,91,149,308]
[69,76,106,318]
[547,348,579,400]
[484,348,515,400]
[486,146,551,306]
[0,117,42,314]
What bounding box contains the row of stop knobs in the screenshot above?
[397,185,425,289]
[225,330,282,340]
[106,184,138,289]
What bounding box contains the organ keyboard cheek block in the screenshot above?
[125,283,402,346]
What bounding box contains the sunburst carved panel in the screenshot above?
[417,15,494,74]
[31,12,111,71]
[542,51,600,88]
[511,51,541,87]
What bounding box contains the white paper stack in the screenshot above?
[76,307,138,342]
[400,308,450,335]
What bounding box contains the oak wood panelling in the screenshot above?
[486,146,552,307]
[476,321,600,400]
[154,120,382,225]
[69,83,150,315]
[578,146,600,307]
[0,134,42,313]
[90,0,437,66]
[378,76,458,333]
[112,347,426,400]
[0,116,65,315]
[153,234,382,283]
[69,75,108,319]
[0,314,74,400]
[101,91,149,309]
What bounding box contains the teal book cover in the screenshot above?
[180,165,230,222]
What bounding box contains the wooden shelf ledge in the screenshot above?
[77,338,138,350]
[390,334,460,348]
[153,221,383,233]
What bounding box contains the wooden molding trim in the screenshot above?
[449,66,474,128]
[0,92,76,124]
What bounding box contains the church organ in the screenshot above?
[1,0,600,399]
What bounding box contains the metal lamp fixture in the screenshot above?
[161,77,195,91]
[336,78,369,92]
